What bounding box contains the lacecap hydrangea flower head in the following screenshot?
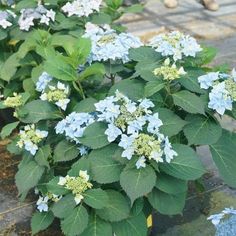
[36,72,70,111]
[62,0,102,17]
[198,69,236,115]
[95,90,178,169]
[83,23,143,63]
[149,31,202,61]
[17,124,48,155]
[18,4,56,31]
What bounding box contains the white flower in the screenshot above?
[36,72,52,92]
[139,98,155,110]
[208,82,233,115]
[36,196,49,212]
[127,117,146,134]
[125,101,137,113]
[24,140,38,155]
[105,123,122,142]
[147,113,163,134]
[136,156,146,169]
[198,72,219,89]
[207,213,224,226]
[79,146,89,156]
[79,170,90,181]
[0,19,12,28]
[118,134,135,149]
[40,15,50,25]
[46,9,56,21]
[164,137,178,162]
[18,16,34,31]
[122,147,135,160]
[150,150,164,163]
[55,98,70,111]
[74,195,84,205]
[58,176,67,186]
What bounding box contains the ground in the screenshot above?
[1,0,236,235]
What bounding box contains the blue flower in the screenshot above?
[198,72,219,89]
[36,72,52,92]
[105,123,122,142]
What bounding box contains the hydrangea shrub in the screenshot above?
[0,3,236,236]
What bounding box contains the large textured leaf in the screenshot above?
[31,211,54,235]
[109,79,145,101]
[0,121,19,139]
[155,108,187,137]
[210,130,236,188]
[18,100,61,123]
[79,63,105,81]
[44,54,78,81]
[129,46,161,62]
[178,68,205,94]
[35,145,51,168]
[112,213,148,236]
[68,157,90,176]
[172,90,205,114]
[89,144,124,183]
[73,98,97,113]
[79,122,110,149]
[51,194,76,219]
[83,188,109,209]
[61,205,89,236]
[160,144,205,180]
[144,80,165,97]
[148,188,186,215]
[120,166,156,204]
[155,173,187,194]
[15,160,45,195]
[54,140,80,162]
[184,114,222,145]
[80,213,112,236]
[96,190,130,222]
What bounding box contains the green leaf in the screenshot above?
[46,177,70,195]
[61,205,89,236]
[84,188,109,209]
[80,213,112,236]
[89,144,124,183]
[184,114,222,145]
[109,79,145,101]
[54,140,80,162]
[160,144,205,180]
[35,145,51,168]
[113,213,147,236]
[0,29,7,40]
[0,54,19,81]
[51,194,76,219]
[79,122,110,149]
[0,121,19,139]
[155,173,187,194]
[120,166,156,204]
[129,46,161,62]
[73,97,97,113]
[210,130,236,188]
[31,211,54,235]
[144,80,165,97]
[44,54,78,81]
[15,160,45,195]
[148,188,186,215]
[96,190,130,222]
[172,90,205,114]
[18,100,61,123]
[178,68,205,94]
[155,108,187,137]
[68,157,90,176]
[79,63,105,81]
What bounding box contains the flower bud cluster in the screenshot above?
[149,31,202,61]
[198,69,236,115]
[58,170,92,205]
[62,0,102,17]
[18,5,55,31]
[153,58,186,81]
[83,23,143,63]
[3,93,23,108]
[17,124,48,155]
